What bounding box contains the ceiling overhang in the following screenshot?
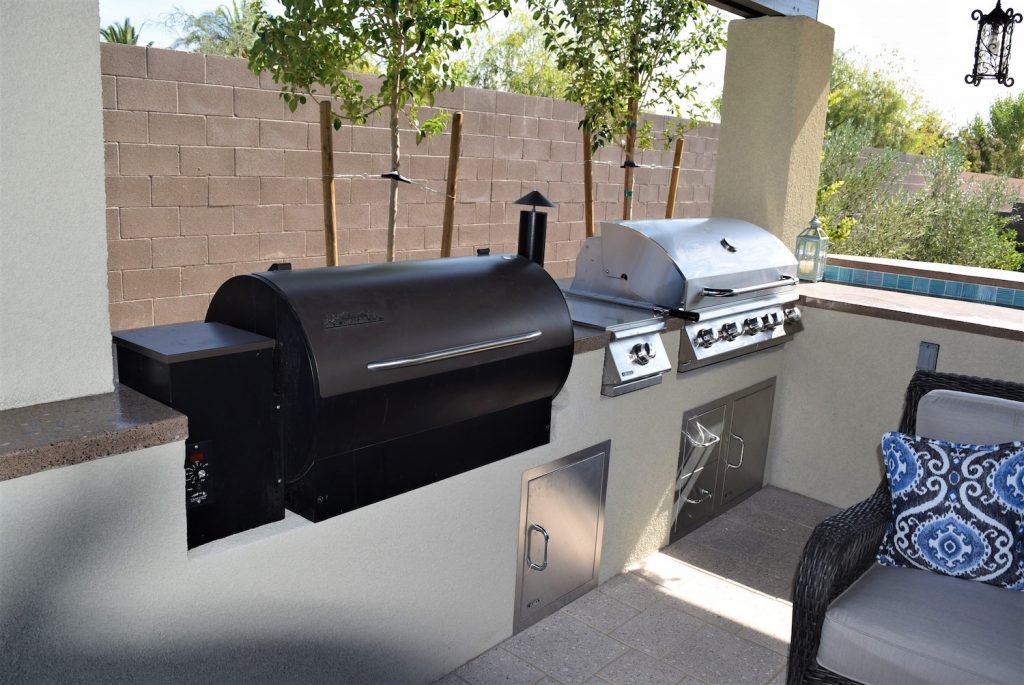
[704,1,819,19]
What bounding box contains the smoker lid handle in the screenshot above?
[367,330,542,371]
[702,275,798,298]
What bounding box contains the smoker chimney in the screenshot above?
[514,190,556,267]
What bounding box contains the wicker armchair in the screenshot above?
[787,370,1024,685]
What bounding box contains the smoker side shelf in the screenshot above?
[670,378,776,542]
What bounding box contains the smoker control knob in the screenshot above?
[695,328,716,348]
[720,322,739,341]
[784,307,802,324]
[630,342,654,365]
[743,317,761,335]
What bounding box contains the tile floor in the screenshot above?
[439,487,839,685]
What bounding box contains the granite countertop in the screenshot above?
[0,385,187,482]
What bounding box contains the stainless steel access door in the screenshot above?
[719,382,775,507]
[514,442,610,634]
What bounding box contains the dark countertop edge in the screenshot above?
[0,385,187,483]
[799,287,1024,343]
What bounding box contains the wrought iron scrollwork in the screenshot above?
[966,1,1023,87]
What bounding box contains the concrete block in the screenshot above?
[102,75,116,109]
[206,54,259,88]
[260,177,307,205]
[464,88,496,113]
[284,149,322,178]
[234,87,286,119]
[260,120,308,149]
[496,91,527,117]
[538,118,564,142]
[304,231,327,256]
[149,113,205,145]
[100,43,147,77]
[109,300,154,330]
[338,205,371,230]
[104,143,118,175]
[235,147,285,176]
[180,147,234,176]
[119,143,179,175]
[105,176,151,207]
[122,267,181,299]
[348,228,387,253]
[120,207,179,238]
[104,110,148,143]
[550,141,577,162]
[107,208,120,239]
[152,176,209,206]
[108,238,153,269]
[207,116,259,147]
[493,137,524,160]
[509,116,539,139]
[108,271,123,302]
[180,206,234,236]
[152,236,208,267]
[178,83,234,116]
[284,204,323,232]
[209,234,259,263]
[351,127,391,154]
[153,294,210,325]
[259,231,306,259]
[148,48,205,83]
[116,77,177,112]
[234,205,284,234]
[523,139,551,161]
[462,135,494,159]
[209,177,259,206]
[181,264,235,295]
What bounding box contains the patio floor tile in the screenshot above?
[455,647,547,685]
[595,648,690,685]
[502,612,629,684]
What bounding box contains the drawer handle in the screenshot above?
[367,330,542,370]
[726,433,745,469]
[686,487,713,505]
[526,523,550,571]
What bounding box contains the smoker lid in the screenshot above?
[112,322,275,363]
[570,218,798,311]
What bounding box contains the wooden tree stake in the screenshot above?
[441,112,464,257]
[319,100,340,266]
[583,129,595,238]
[665,137,685,219]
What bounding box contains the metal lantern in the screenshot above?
[966,1,1023,86]
[795,217,828,283]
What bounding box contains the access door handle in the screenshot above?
[526,523,550,571]
[726,433,745,469]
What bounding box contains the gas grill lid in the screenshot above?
[571,218,798,311]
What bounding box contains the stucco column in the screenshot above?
[711,16,834,249]
[0,1,113,409]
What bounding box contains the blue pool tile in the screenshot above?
[944,281,963,298]
[836,267,853,283]
[1013,290,1024,308]
[928,279,947,296]
[996,288,1015,306]
[977,285,997,303]
[866,270,884,287]
[851,269,868,286]
[913,277,931,293]
[962,283,980,300]
[882,273,899,289]
[897,275,914,291]
[823,265,840,281]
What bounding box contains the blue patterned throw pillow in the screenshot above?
[878,432,1024,590]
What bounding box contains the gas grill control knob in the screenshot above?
[720,322,739,341]
[695,328,716,348]
[630,342,653,365]
[743,317,761,335]
[784,307,802,324]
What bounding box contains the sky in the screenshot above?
[99,0,1018,129]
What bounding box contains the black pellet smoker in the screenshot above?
[114,194,573,548]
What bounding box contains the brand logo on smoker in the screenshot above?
[323,311,384,329]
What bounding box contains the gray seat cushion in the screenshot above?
[916,390,1024,444]
[817,564,1024,685]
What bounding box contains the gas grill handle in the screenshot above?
[367,330,542,371]
[526,523,550,571]
[702,275,798,298]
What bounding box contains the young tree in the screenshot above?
[456,9,569,98]
[250,0,509,262]
[827,51,948,156]
[100,18,149,45]
[529,0,724,220]
[166,0,265,58]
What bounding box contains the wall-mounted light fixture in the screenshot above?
[966,1,1023,86]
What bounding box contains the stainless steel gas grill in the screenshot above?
[114,253,574,545]
[565,218,802,378]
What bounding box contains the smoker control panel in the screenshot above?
[185,441,214,508]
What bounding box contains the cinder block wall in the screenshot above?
[101,44,720,330]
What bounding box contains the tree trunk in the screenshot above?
[583,127,595,238]
[387,97,400,262]
[622,96,638,220]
